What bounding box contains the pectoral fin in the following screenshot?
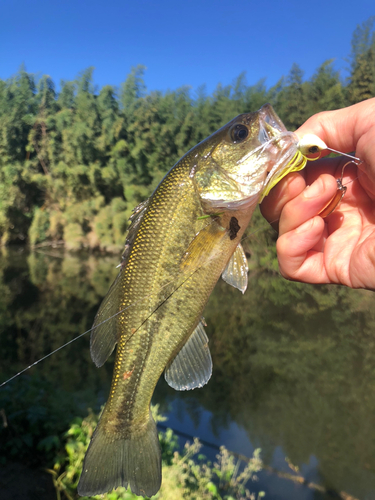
[165,319,212,391]
[221,243,248,293]
[181,222,227,272]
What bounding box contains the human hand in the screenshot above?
[261,98,375,290]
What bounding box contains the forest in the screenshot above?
[1,17,375,500]
[0,20,374,252]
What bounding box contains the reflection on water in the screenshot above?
[1,247,375,499]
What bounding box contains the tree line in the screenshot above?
[0,18,374,251]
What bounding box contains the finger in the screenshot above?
[303,157,350,185]
[359,169,375,201]
[261,157,354,230]
[304,160,365,208]
[295,98,375,154]
[296,99,375,192]
[279,174,338,235]
[357,127,375,193]
[277,217,330,284]
[260,172,306,231]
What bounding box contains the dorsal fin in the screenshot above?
[121,199,149,265]
[164,319,212,391]
[91,199,150,367]
[129,199,149,223]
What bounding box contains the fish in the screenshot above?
[77,104,314,498]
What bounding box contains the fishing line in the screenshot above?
[0,330,90,388]
[0,222,215,388]
[339,169,364,187]
[0,275,187,388]
[122,265,204,345]
[0,165,365,389]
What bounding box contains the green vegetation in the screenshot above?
[0,370,263,500]
[0,20,374,250]
[2,244,375,497]
[1,15,375,500]
[47,406,264,500]
[0,249,265,499]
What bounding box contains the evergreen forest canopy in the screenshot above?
[0,19,374,251]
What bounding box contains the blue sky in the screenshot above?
[1,0,373,95]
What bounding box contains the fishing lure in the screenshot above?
[297,134,362,218]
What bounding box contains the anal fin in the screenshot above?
[165,319,212,391]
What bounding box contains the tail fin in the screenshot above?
[77,411,161,497]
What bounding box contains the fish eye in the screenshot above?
[230,124,249,143]
[308,145,319,154]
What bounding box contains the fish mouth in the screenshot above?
[194,104,307,209]
[254,105,307,201]
[227,105,301,202]
[257,103,288,143]
[260,146,307,201]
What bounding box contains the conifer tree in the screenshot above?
[275,63,308,130]
[306,60,346,114]
[120,65,146,114]
[348,17,375,103]
[0,19,374,249]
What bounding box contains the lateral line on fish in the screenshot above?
[117,263,204,346]
[0,172,363,389]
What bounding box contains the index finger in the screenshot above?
[260,157,345,230]
[260,171,306,231]
[295,98,375,169]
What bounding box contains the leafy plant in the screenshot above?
[48,405,264,500]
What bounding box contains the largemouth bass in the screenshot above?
[77,104,312,497]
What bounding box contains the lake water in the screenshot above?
[1,246,375,500]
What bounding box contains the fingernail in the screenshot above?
[304,178,323,199]
[295,218,314,233]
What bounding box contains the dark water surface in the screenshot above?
[1,247,375,500]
